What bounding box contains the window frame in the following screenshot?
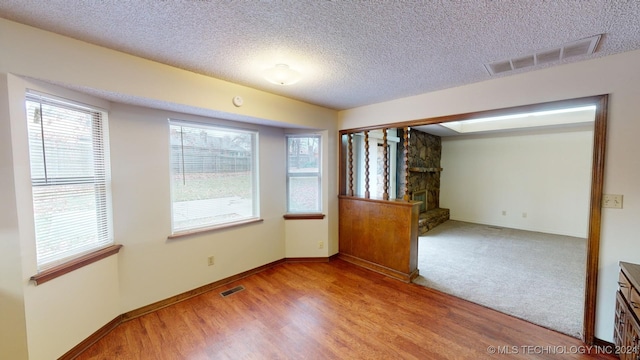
[285,134,322,214]
[25,90,116,276]
[168,119,260,236]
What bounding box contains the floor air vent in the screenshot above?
[220,285,245,297]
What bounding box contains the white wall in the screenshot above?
[441,128,593,237]
[109,103,290,312]
[340,48,640,342]
[0,73,30,359]
[285,219,329,257]
[0,18,338,360]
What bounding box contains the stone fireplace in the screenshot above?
[398,128,450,234]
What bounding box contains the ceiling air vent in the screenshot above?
[535,48,562,65]
[484,34,601,75]
[512,55,535,69]
[488,61,512,74]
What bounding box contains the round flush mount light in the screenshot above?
[263,64,301,85]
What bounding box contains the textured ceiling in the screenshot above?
[1,1,640,110]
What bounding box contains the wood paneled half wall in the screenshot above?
[338,195,420,282]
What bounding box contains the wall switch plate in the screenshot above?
[207,256,215,266]
[603,194,623,209]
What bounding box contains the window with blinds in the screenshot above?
[169,120,259,233]
[286,135,321,213]
[25,92,113,270]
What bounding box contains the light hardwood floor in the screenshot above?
[77,260,616,359]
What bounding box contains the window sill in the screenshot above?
[283,213,326,220]
[31,244,123,286]
[168,218,264,239]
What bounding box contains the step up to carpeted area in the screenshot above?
[418,208,449,234]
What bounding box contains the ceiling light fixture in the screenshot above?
[263,64,301,85]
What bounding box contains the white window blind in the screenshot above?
[286,135,321,213]
[169,120,259,233]
[25,92,113,270]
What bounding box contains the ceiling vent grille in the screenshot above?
[485,34,602,75]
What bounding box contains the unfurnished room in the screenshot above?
[1,2,640,359]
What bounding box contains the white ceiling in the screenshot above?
[1,1,639,111]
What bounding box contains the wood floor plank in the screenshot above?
[76,260,616,359]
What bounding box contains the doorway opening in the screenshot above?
[338,95,608,343]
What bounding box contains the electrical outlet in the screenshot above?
[603,194,623,209]
[318,241,324,249]
[207,256,215,266]
[522,212,527,218]
[501,210,506,216]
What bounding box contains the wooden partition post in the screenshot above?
[383,128,389,200]
[402,127,410,201]
[364,131,370,198]
[348,133,354,196]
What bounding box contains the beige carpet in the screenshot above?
[413,220,586,338]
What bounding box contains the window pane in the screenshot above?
[286,135,321,213]
[288,176,320,212]
[26,93,112,270]
[287,136,319,172]
[32,183,108,265]
[169,121,258,232]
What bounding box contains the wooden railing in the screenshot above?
[343,127,410,200]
